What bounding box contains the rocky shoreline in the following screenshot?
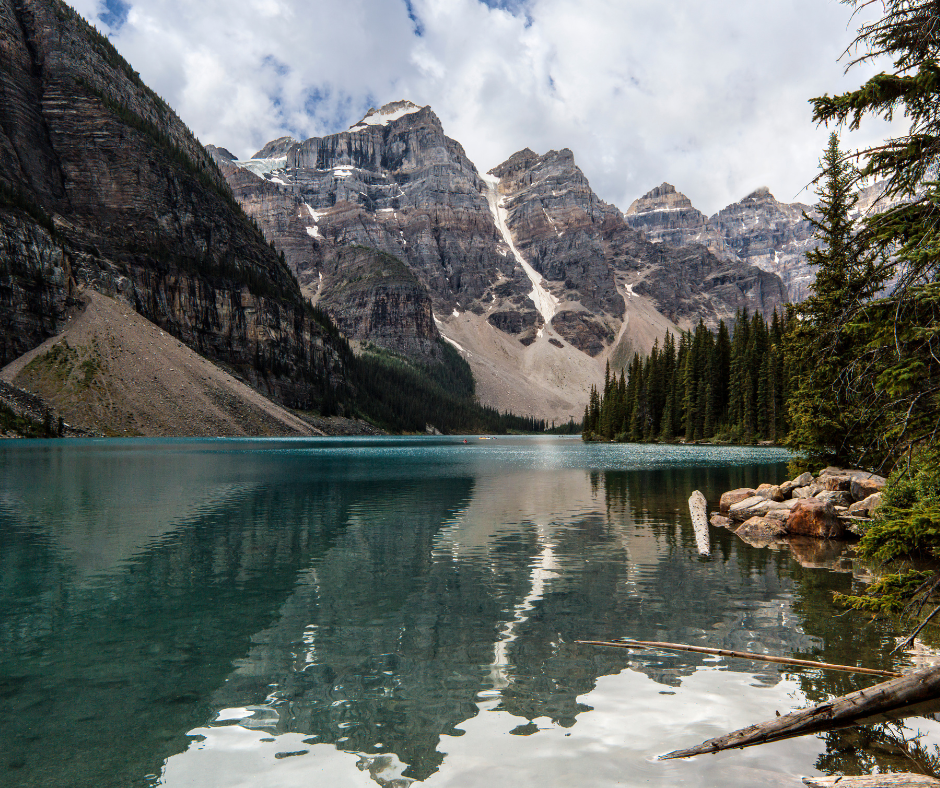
[711,466,886,544]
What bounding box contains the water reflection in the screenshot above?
[0,438,926,788]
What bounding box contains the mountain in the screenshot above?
[215,102,786,421]
[0,0,357,434]
[626,183,818,301]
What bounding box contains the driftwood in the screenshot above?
[577,639,902,678]
[803,775,940,787]
[689,490,710,556]
[660,665,940,760]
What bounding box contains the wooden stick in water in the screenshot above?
[575,639,902,678]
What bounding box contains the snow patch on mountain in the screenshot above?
[480,173,559,325]
[349,100,423,132]
[235,157,287,177]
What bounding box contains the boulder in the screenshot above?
[768,485,785,502]
[710,514,733,529]
[780,472,814,497]
[787,499,845,539]
[756,483,775,495]
[729,496,798,523]
[792,486,813,499]
[821,474,853,492]
[848,492,883,516]
[736,516,787,543]
[720,488,757,514]
[814,490,854,507]
[851,474,887,501]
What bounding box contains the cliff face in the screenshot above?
[315,246,442,360]
[625,183,818,302]
[0,0,347,410]
[490,149,787,335]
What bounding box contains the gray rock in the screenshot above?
[851,474,887,501]
[729,496,797,523]
[736,516,787,544]
[814,490,855,507]
[848,492,883,516]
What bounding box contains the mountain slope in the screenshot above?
[1,289,320,436]
[0,0,349,424]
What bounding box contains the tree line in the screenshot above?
[582,309,791,445]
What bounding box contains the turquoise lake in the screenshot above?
[1,436,938,788]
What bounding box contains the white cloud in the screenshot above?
[88,0,903,214]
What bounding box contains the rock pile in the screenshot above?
[710,467,887,543]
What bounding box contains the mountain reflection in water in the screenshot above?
[0,437,932,788]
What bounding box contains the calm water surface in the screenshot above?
[1,436,936,788]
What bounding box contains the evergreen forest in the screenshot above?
[582,310,790,445]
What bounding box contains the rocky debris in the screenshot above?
[2,290,325,437]
[710,513,733,529]
[0,378,93,436]
[848,492,883,517]
[779,472,813,497]
[713,466,889,546]
[728,495,798,523]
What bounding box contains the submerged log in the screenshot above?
[689,490,710,556]
[577,639,901,678]
[660,666,940,760]
[803,775,940,787]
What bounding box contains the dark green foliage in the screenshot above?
[583,311,788,443]
[0,181,59,238]
[0,402,60,438]
[349,341,544,434]
[786,133,885,467]
[807,0,940,617]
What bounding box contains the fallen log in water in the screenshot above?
[803,774,940,787]
[576,639,902,678]
[689,490,710,556]
[659,665,940,760]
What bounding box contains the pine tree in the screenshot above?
[786,132,872,465]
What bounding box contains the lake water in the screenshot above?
[1,436,938,788]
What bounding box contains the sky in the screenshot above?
[70,0,904,215]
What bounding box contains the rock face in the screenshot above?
[315,246,442,360]
[625,183,817,301]
[215,107,787,418]
[0,0,348,413]
[625,183,714,250]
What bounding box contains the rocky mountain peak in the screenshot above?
[488,148,541,179]
[625,182,696,215]
[205,145,237,161]
[252,136,299,159]
[741,186,774,203]
[349,100,425,131]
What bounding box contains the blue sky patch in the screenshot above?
[402,0,424,36]
[100,0,130,30]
